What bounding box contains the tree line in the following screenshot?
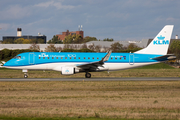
[2,38,45,44]
[2,34,114,44]
[0,49,39,61]
[168,40,180,61]
[44,42,142,53]
[0,42,141,61]
[47,35,114,44]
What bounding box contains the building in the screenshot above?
[56,30,84,41]
[0,39,150,52]
[0,44,83,51]
[2,28,46,43]
[86,39,150,50]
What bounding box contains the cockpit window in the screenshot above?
[14,56,21,59]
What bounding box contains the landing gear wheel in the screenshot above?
[24,74,28,78]
[85,73,91,78]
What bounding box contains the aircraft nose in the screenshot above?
[3,60,13,67]
[3,61,10,67]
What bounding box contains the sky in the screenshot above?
[0,0,180,41]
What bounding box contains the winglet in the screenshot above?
[101,50,112,62]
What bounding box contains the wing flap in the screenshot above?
[76,50,112,70]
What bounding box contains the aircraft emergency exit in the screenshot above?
[3,25,175,78]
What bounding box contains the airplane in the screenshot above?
[3,25,175,78]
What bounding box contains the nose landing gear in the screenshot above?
[22,69,28,78]
[24,73,28,78]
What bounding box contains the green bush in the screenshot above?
[0,49,39,61]
[62,48,94,52]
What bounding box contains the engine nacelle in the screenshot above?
[96,65,109,71]
[61,67,75,75]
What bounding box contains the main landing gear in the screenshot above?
[85,72,91,78]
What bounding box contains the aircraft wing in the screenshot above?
[76,50,112,70]
[152,54,176,61]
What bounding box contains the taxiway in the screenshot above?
[0,77,180,82]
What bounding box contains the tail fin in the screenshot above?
[135,25,174,55]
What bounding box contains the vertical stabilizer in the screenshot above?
[135,25,174,55]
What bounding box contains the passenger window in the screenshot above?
[120,58,121,60]
[88,57,90,59]
[43,57,45,59]
[92,57,94,59]
[79,57,80,59]
[115,58,117,60]
[124,58,126,60]
[97,57,99,59]
[70,57,71,59]
[74,57,76,59]
[52,57,54,59]
[111,58,113,59]
[65,57,67,59]
[56,57,58,59]
[61,57,63,59]
[39,57,40,59]
[48,57,49,59]
[84,57,85,59]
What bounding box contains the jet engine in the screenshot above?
[61,67,80,75]
[61,67,74,75]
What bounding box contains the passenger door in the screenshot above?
[29,53,35,64]
[129,53,134,65]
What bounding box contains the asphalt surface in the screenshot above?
[0,77,180,81]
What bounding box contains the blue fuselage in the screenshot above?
[4,52,164,71]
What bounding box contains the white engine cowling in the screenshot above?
[61,67,74,75]
[96,65,109,71]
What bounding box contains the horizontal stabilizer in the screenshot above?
[152,54,176,61]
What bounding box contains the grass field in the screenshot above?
[0,81,180,120]
[0,63,180,78]
[0,63,180,120]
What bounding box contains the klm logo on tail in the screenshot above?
[153,35,169,45]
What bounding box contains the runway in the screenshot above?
[0,77,180,81]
